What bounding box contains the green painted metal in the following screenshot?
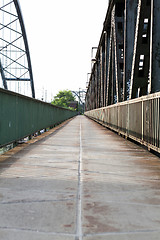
[0,88,77,147]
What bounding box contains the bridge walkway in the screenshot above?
[0,116,160,240]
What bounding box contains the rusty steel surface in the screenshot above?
[0,116,160,240]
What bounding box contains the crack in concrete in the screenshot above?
[0,198,74,205]
[0,226,76,236]
[84,228,160,237]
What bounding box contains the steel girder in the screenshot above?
[0,0,35,98]
[85,0,160,111]
[71,90,86,105]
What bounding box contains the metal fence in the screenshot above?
[85,92,160,153]
[0,88,77,147]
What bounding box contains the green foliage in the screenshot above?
[51,90,76,109]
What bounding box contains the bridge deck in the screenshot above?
[0,116,160,240]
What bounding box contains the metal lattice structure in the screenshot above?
[85,0,160,111]
[72,90,86,105]
[0,0,35,98]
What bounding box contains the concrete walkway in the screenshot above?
[0,116,160,240]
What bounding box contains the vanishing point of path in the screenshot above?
[0,116,160,240]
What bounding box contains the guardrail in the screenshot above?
[0,88,77,147]
[85,92,160,153]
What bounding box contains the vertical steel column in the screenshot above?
[104,31,110,107]
[111,34,116,105]
[113,2,125,103]
[91,73,95,110]
[91,73,93,110]
[88,81,91,110]
[92,71,96,109]
[106,10,114,106]
[129,0,151,99]
[100,46,104,107]
[100,37,106,107]
[151,0,160,93]
[123,0,138,101]
[94,63,98,109]
[89,76,92,110]
[97,55,101,108]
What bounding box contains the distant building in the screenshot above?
[67,101,78,110]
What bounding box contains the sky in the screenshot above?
[19,0,109,101]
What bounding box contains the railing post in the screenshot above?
[142,98,144,142]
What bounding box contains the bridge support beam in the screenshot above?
[123,0,138,101]
[151,0,160,93]
[85,0,160,111]
[129,0,151,99]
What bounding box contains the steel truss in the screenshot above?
[0,0,35,98]
[85,0,160,111]
[71,90,86,105]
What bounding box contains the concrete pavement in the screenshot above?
[0,116,160,239]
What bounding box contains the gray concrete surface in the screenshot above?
[0,116,160,239]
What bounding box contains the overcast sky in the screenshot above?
[20,0,109,100]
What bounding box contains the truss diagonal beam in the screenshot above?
[0,1,13,10]
[0,36,24,52]
[0,18,19,31]
[0,8,17,18]
[0,22,21,35]
[3,53,27,70]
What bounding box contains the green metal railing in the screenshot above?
[0,88,77,147]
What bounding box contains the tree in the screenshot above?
[51,90,76,108]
